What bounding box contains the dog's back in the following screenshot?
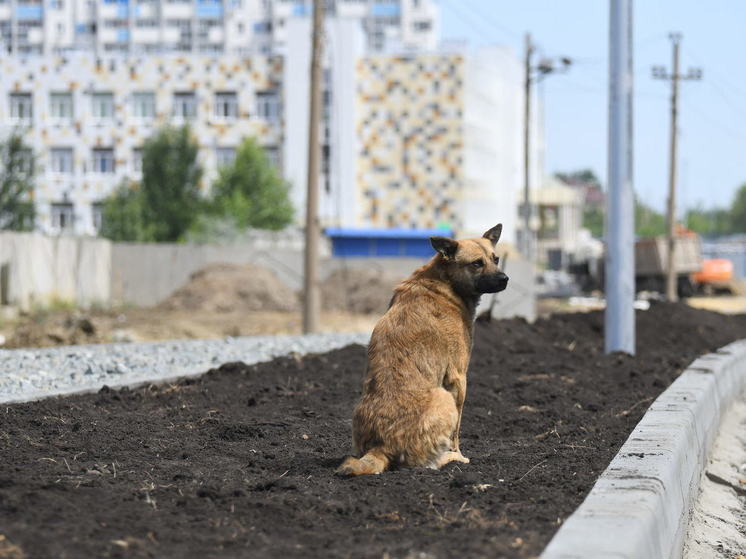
[341,264,472,473]
[337,225,507,476]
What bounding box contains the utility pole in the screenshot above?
[652,34,702,302]
[605,0,635,355]
[303,0,323,334]
[522,34,571,262]
[523,33,533,261]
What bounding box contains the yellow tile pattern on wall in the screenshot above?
[356,54,464,230]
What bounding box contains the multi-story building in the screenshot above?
[0,53,282,234]
[1,4,541,245]
[0,0,438,56]
[285,18,541,244]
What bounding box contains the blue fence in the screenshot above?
[326,228,453,258]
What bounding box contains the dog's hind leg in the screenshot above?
[431,450,470,469]
[336,448,389,476]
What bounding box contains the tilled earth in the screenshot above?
[2,303,746,558]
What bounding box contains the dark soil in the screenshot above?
[2,302,746,559]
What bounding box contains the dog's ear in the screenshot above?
[430,236,458,260]
[482,223,503,246]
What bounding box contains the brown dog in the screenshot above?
[337,224,508,476]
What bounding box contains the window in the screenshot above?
[9,93,33,121]
[50,92,73,119]
[92,202,103,233]
[91,92,114,119]
[91,148,115,173]
[214,91,238,119]
[131,92,155,118]
[264,146,280,169]
[215,147,235,167]
[50,148,74,174]
[132,148,142,173]
[413,20,431,31]
[17,149,33,174]
[172,92,197,119]
[51,202,75,233]
[255,90,280,121]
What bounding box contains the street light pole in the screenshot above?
[523,33,533,261]
[605,0,635,355]
[522,35,571,263]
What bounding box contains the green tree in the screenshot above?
[583,206,604,238]
[99,180,148,242]
[635,199,667,238]
[140,125,203,242]
[208,138,293,231]
[0,129,36,231]
[685,206,731,237]
[729,183,746,233]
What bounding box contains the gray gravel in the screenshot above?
[0,332,370,404]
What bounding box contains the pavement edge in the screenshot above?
[541,339,746,559]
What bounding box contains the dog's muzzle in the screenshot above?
[476,272,509,294]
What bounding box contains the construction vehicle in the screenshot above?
[569,229,734,297]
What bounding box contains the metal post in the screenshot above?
[665,34,681,302]
[523,33,533,261]
[605,0,635,355]
[303,0,323,334]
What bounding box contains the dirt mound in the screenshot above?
[5,314,100,348]
[4,303,746,558]
[320,267,406,314]
[159,263,299,313]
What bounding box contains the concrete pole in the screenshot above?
[302,0,323,334]
[523,33,533,261]
[605,0,635,355]
[665,35,681,303]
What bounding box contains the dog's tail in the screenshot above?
[336,448,389,476]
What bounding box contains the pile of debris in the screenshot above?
[320,268,405,315]
[159,263,300,313]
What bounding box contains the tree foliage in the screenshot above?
[0,129,36,231]
[207,138,293,231]
[99,126,204,243]
[635,199,667,238]
[140,125,204,242]
[100,180,148,242]
[684,206,731,237]
[728,183,746,233]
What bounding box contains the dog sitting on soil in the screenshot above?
[337,224,509,476]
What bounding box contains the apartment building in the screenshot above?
[285,19,538,244]
[0,0,438,56]
[0,53,282,235]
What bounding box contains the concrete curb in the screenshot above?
[542,339,746,559]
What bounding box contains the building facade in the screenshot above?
[0,53,282,234]
[285,18,535,244]
[0,0,438,56]
[1,5,539,245]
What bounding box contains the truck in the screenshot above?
[569,232,734,298]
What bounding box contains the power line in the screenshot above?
[440,0,512,45]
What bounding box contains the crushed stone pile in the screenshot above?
[159,263,299,313]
